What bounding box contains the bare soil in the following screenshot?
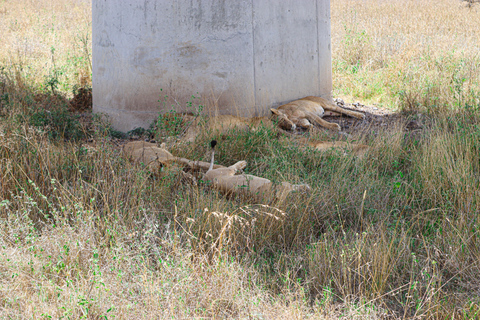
[316,98,425,138]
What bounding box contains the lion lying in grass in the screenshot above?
[124,137,364,202]
[122,141,223,172]
[271,96,365,131]
[203,141,311,201]
[297,138,370,158]
[159,97,366,143]
[123,140,310,201]
[124,134,367,177]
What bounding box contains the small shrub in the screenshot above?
[29,104,84,141]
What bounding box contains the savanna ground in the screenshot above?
[1,0,480,318]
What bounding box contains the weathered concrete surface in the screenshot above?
[93,0,332,132]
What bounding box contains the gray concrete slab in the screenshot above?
[93,0,332,132]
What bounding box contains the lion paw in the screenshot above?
[232,160,247,171]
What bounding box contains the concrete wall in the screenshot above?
[93,0,332,132]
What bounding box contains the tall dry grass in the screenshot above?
[1,0,480,319]
[332,0,480,110]
[0,0,91,94]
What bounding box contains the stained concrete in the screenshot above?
[93,0,332,132]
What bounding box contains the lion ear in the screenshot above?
[270,108,280,115]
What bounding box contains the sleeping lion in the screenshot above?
[271,96,365,131]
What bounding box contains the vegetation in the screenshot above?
[1,0,480,318]
[332,0,480,112]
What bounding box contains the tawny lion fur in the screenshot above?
[123,141,310,201]
[123,135,366,201]
[122,141,224,172]
[203,142,310,202]
[300,139,370,158]
[271,96,365,131]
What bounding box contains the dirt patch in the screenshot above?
[327,98,398,133]
[312,98,425,136]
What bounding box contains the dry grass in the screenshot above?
[0,0,91,94]
[332,0,480,110]
[1,0,480,319]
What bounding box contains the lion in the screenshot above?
[122,141,224,172]
[123,140,310,201]
[271,96,365,131]
[203,140,311,201]
[296,138,370,158]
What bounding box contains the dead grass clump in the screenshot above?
[308,225,411,302]
[413,111,480,212]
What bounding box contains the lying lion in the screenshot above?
[271,96,365,131]
[123,140,310,201]
[295,138,370,158]
[203,141,311,201]
[122,141,224,172]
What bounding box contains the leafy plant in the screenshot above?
[29,106,84,141]
[154,91,205,139]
